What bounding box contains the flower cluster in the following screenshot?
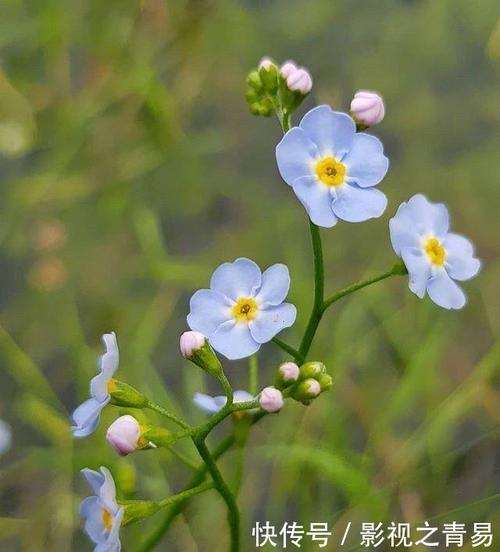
[72,55,481,552]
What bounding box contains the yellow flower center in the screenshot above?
[101,508,114,532]
[424,237,446,266]
[315,156,346,187]
[231,297,258,322]
[107,378,118,394]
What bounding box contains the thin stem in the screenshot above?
[298,221,325,359]
[146,400,190,430]
[248,355,258,395]
[194,438,240,552]
[322,263,406,313]
[218,371,234,405]
[139,419,264,551]
[157,481,213,509]
[272,337,304,364]
[167,446,199,470]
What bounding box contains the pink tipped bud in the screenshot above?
[279,362,300,383]
[280,61,298,78]
[350,90,385,126]
[304,378,321,397]
[258,57,275,71]
[106,415,141,456]
[280,61,313,95]
[259,386,284,413]
[180,331,206,359]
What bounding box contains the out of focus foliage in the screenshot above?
[0,0,499,550]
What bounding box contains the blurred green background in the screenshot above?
[0,0,499,550]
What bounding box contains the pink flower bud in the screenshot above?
[258,57,275,71]
[350,90,385,126]
[304,378,321,397]
[278,362,299,382]
[259,386,284,413]
[179,331,206,359]
[280,61,313,95]
[106,415,141,456]
[280,61,298,78]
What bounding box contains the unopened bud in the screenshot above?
[280,61,313,95]
[180,331,222,376]
[108,379,148,408]
[259,386,284,413]
[350,90,385,128]
[292,378,321,405]
[318,373,333,392]
[122,501,160,527]
[299,361,326,380]
[275,362,299,389]
[258,57,279,94]
[106,415,145,457]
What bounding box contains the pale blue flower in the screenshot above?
[194,390,256,414]
[187,258,297,360]
[0,420,11,455]
[72,333,119,437]
[276,105,389,227]
[80,466,124,552]
[389,194,481,310]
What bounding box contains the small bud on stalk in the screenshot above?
[350,90,385,129]
[259,386,284,413]
[122,501,160,527]
[292,378,321,405]
[106,415,145,457]
[180,331,222,377]
[275,361,300,389]
[280,61,313,95]
[108,380,148,408]
[299,361,326,380]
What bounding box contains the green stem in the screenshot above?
[194,438,240,552]
[157,481,213,509]
[298,221,325,359]
[139,418,265,552]
[248,355,258,395]
[272,337,304,363]
[146,400,190,430]
[218,371,234,405]
[322,262,406,313]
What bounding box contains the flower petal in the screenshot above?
[405,194,449,238]
[276,127,318,185]
[299,105,356,158]
[249,303,297,344]
[255,264,291,306]
[193,393,224,414]
[210,320,260,360]
[81,496,106,544]
[332,183,387,222]
[292,176,338,228]
[81,469,105,497]
[72,398,108,438]
[210,258,262,301]
[233,390,255,403]
[427,269,466,310]
[99,467,118,514]
[187,289,230,337]
[105,507,124,552]
[344,133,389,187]
[443,233,481,281]
[91,333,119,401]
[389,202,421,255]
[400,247,431,298]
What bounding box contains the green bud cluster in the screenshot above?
[245,59,309,120]
[288,361,333,405]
